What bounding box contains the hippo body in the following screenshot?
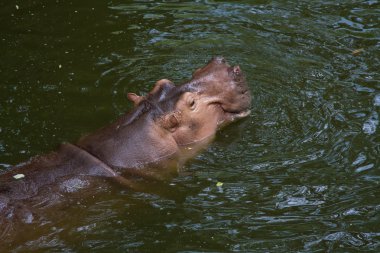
[0,57,251,241]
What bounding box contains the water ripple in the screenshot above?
[1,0,379,252]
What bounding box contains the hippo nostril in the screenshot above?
[214,56,226,64]
[233,66,241,75]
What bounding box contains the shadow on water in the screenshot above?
[0,0,379,252]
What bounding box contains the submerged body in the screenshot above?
[0,57,251,241]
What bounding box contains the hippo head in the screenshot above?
[127,56,251,146]
[78,57,251,170]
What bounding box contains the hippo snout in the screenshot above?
[189,57,252,121]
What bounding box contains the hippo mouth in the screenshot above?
[219,89,251,120]
[229,109,251,118]
[218,103,251,122]
[222,107,251,119]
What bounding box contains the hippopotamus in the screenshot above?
[0,57,251,241]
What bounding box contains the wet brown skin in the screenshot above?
[78,56,251,172]
[0,57,251,240]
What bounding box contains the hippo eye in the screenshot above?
[189,99,196,110]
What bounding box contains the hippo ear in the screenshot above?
[192,67,202,78]
[150,79,175,97]
[159,111,181,132]
[127,93,144,106]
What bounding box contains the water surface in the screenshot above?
[0,0,379,252]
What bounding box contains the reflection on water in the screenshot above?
[0,0,379,252]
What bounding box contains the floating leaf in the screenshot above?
[13,174,25,180]
[352,48,364,55]
[216,182,223,187]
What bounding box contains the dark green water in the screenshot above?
[1,0,379,252]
